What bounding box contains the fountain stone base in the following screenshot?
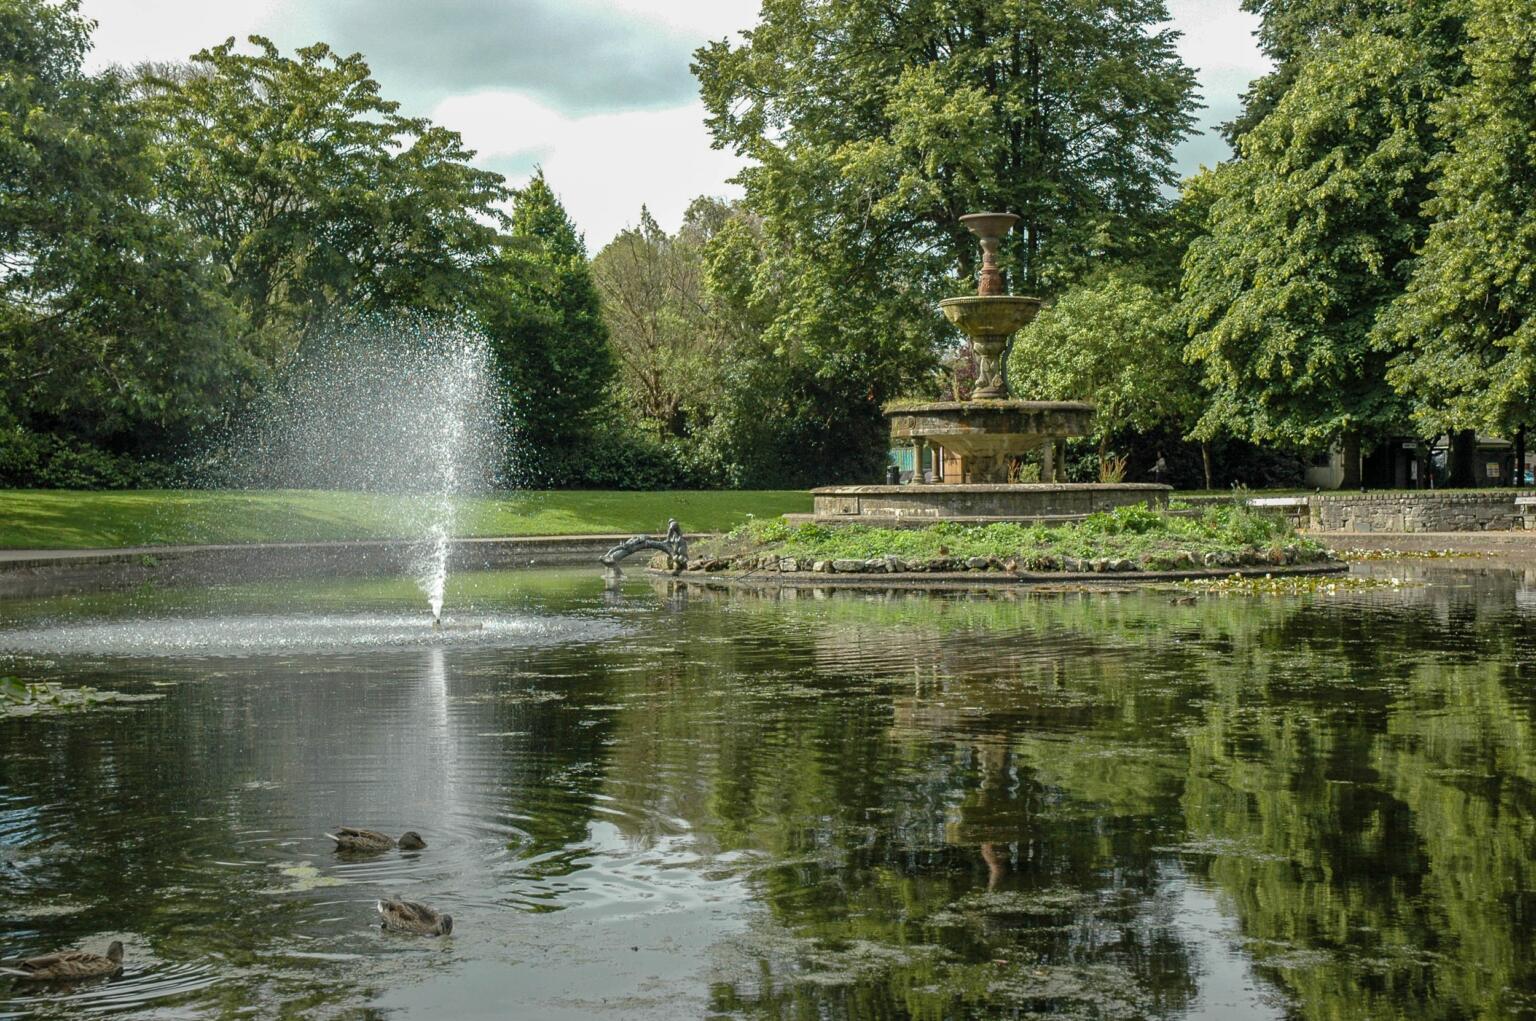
[887,400,1094,482]
[804,483,1171,526]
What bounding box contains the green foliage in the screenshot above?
[0,431,181,489]
[475,172,613,484]
[142,36,508,357]
[697,0,1198,295]
[1378,0,1536,435]
[1181,28,1455,452]
[709,503,1321,564]
[1010,270,1197,444]
[0,0,241,465]
[0,675,160,716]
[592,203,726,438]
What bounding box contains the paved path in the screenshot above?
[1311,530,1536,554]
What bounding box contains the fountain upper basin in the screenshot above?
[937,295,1043,338]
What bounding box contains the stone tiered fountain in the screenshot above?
[810,213,1169,524]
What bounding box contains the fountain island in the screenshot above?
[807,213,1168,525]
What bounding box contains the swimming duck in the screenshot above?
[377,896,453,935]
[2,941,123,981]
[326,828,426,853]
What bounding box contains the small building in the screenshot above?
[1304,435,1531,489]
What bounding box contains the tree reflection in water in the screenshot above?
[0,562,1533,1018]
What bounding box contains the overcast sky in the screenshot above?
[80,0,1269,250]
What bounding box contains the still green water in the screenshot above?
[2,562,1535,1019]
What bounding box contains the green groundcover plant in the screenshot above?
[699,504,1331,570]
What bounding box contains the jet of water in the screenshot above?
[212,314,509,621]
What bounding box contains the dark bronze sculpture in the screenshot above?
[601,519,688,574]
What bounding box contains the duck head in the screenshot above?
[107,941,124,963]
[398,831,427,850]
[437,914,453,935]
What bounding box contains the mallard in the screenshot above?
[2,941,123,981]
[326,828,426,853]
[377,896,453,935]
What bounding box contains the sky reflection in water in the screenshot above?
[2,561,1536,1018]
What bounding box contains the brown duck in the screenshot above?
[2,941,123,981]
[326,827,426,853]
[377,896,453,935]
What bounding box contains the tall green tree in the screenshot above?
[1180,9,1465,486]
[693,0,1198,482]
[1222,0,1402,142]
[140,36,509,363]
[0,0,239,481]
[1378,0,1536,437]
[697,0,1199,294]
[475,171,613,483]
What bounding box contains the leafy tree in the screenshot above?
[1010,271,1199,462]
[1378,0,1536,437]
[140,36,508,362]
[0,0,239,481]
[697,0,1199,294]
[693,0,1199,482]
[591,205,721,437]
[1180,22,1462,486]
[1222,0,1402,142]
[475,171,613,484]
[1009,172,1219,484]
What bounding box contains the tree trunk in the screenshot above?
[1517,426,1527,488]
[1448,428,1478,488]
[1200,440,1213,491]
[1339,429,1362,490]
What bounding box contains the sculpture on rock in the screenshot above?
[601,519,689,575]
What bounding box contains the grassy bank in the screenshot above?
[692,504,1333,573]
[0,489,811,550]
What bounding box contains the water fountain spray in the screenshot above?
[214,314,507,626]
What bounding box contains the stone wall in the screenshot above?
[1308,491,1533,532]
[810,483,1169,524]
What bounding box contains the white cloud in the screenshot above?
[595,0,759,39]
[434,91,745,247]
[79,0,278,71]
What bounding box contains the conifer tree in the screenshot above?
[476,171,614,483]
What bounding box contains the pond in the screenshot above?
[3,561,1536,1018]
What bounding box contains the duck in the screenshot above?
[377,896,453,936]
[326,828,426,853]
[1169,594,1198,606]
[2,941,123,981]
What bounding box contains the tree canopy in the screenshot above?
[141,36,509,360]
[1179,8,1466,484]
[1378,0,1536,436]
[0,0,239,479]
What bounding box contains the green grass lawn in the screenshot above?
[0,489,811,550]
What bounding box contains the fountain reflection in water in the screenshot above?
[217,315,507,624]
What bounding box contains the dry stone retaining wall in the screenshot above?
[1308,492,1533,532]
